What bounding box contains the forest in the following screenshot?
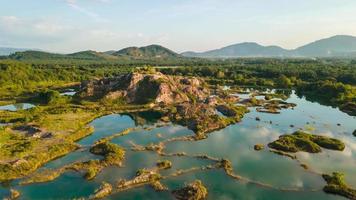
[0,57,355,115]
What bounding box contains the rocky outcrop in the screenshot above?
[78,72,209,105]
[78,72,248,137]
[172,180,208,200]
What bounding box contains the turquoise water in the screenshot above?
[1,92,355,199]
[0,103,35,111]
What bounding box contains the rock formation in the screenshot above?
[77,72,209,105]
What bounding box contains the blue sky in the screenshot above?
[1,0,356,53]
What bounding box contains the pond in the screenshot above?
[0,103,35,111]
[60,88,77,96]
[1,92,355,199]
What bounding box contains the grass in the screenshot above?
[0,104,100,182]
[268,131,345,153]
[0,141,78,182]
[0,129,38,159]
[21,141,126,184]
[172,180,208,200]
[156,160,172,169]
[322,172,356,199]
[0,97,151,183]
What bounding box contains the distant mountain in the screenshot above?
[113,45,179,58]
[9,51,64,60]
[182,35,356,58]
[67,50,118,60]
[9,50,118,61]
[182,42,290,58]
[294,35,356,57]
[0,47,37,56]
[6,35,356,60]
[8,45,181,61]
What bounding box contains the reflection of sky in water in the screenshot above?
[0,103,35,111]
[111,124,193,148]
[60,91,76,96]
[4,92,356,199]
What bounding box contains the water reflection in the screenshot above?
[0,103,35,111]
[2,92,356,199]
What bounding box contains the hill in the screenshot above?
[9,50,118,61]
[295,35,356,57]
[7,45,180,61]
[113,45,179,58]
[6,35,356,60]
[182,42,290,58]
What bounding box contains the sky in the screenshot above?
[0,0,356,53]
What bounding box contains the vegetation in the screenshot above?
[90,182,113,199]
[0,60,132,98]
[172,180,208,200]
[0,56,355,199]
[30,90,68,105]
[296,81,356,115]
[254,144,264,151]
[0,141,78,182]
[0,99,141,182]
[89,141,125,166]
[21,141,126,184]
[1,57,354,116]
[268,131,345,153]
[322,172,356,199]
[69,142,125,180]
[156,160,172,169]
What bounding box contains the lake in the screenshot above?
[1,92,355,199]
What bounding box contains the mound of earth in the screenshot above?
[77,72,209,105]
[78,72,248,137]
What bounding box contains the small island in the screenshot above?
[268,131,345,153]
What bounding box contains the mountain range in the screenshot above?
[3,35,356,60]
[182,35,356,58]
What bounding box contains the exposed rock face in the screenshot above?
[78,72,209,105]
[78,72,248,137]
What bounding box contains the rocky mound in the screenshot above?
[78,72,248,137]
[77,72,209,105]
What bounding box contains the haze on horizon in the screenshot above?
[1,0,356,53]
